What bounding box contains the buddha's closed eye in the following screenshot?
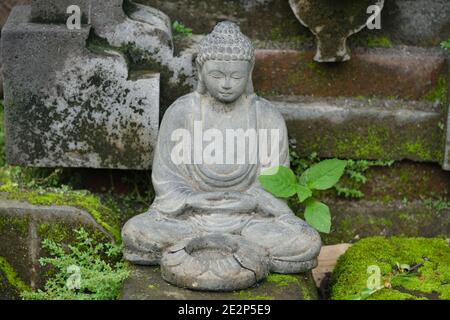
[209,71,225,79]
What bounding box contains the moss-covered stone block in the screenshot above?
[121,266,319,300]
[330,237,450,300]
[0,212,33,299]
[0,188,117,299]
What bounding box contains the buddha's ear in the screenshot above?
[195,59,206,94]
[246,58,255,95]
[195,59,203,82]
[248,59,255,76]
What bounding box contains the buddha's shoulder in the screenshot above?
[163,93,197,118]
[255,96,285,123]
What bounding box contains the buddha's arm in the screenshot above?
[150,100,198,216]
[248,101,294,217]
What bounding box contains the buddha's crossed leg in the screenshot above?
[122,210,197,265]
[241,214,322,273]
[123,210,321,273]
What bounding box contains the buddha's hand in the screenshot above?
[186,191,257,214]
[249,187,293,217]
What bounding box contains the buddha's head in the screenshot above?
[196,21,255,103]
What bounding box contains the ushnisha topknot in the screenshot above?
[196,21,255,66]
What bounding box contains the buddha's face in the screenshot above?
[201,60,251,103]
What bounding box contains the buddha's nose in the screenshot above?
[222,78,232,90]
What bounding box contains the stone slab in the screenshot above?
[120,266,319,300]
[312,244,352,288]
[295,200,450,245]
[2,6,160,169]
[254,47,447,100]
[270,96,445,163]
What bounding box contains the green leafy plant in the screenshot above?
[289,146,394,199]
[21,228,129,300]
[172,21,193,36]
[441,39,450,50]
[258,159,347,233]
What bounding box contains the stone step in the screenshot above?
[289,199,450,246]
[268,95,446,166]
[254,47,448,100]
[120,266,319,300]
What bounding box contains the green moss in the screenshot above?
[0,256,31,293]
[367,36,392,48]
[266,273,315,300]
[403,142,433,161]
[424,75,448,106]
[366,289,424,300]
[330,237,450,300]
[365,36,393,48]
[325,126,442,162]
[237,291,273,300]
[266,274,299,287]
[441,39,450,50]
[0,215,28,236]
[335,127,386,159]
[37,223,100,245]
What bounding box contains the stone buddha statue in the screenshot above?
[122,21,321,291]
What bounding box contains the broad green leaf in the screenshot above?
[304,198,331,233]
[296,184,312,202]
[258,166,297,198]
[301,159,347,190]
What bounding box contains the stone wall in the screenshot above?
[1,0,31,99]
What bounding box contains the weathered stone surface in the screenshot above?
[139,0,450,47]
[30,0,193,84]
[306,200,450,245]
[445,115,450,171]
[0,198,112,299]
[271,96,445,163]
[254,47,447,100]
[384,0,450,46]
[2,6,160,169]
[120,266,319,300]
[289,0,385,62]
[0,0,30,28]
[31,0,91,23]
[444,71,450,171]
